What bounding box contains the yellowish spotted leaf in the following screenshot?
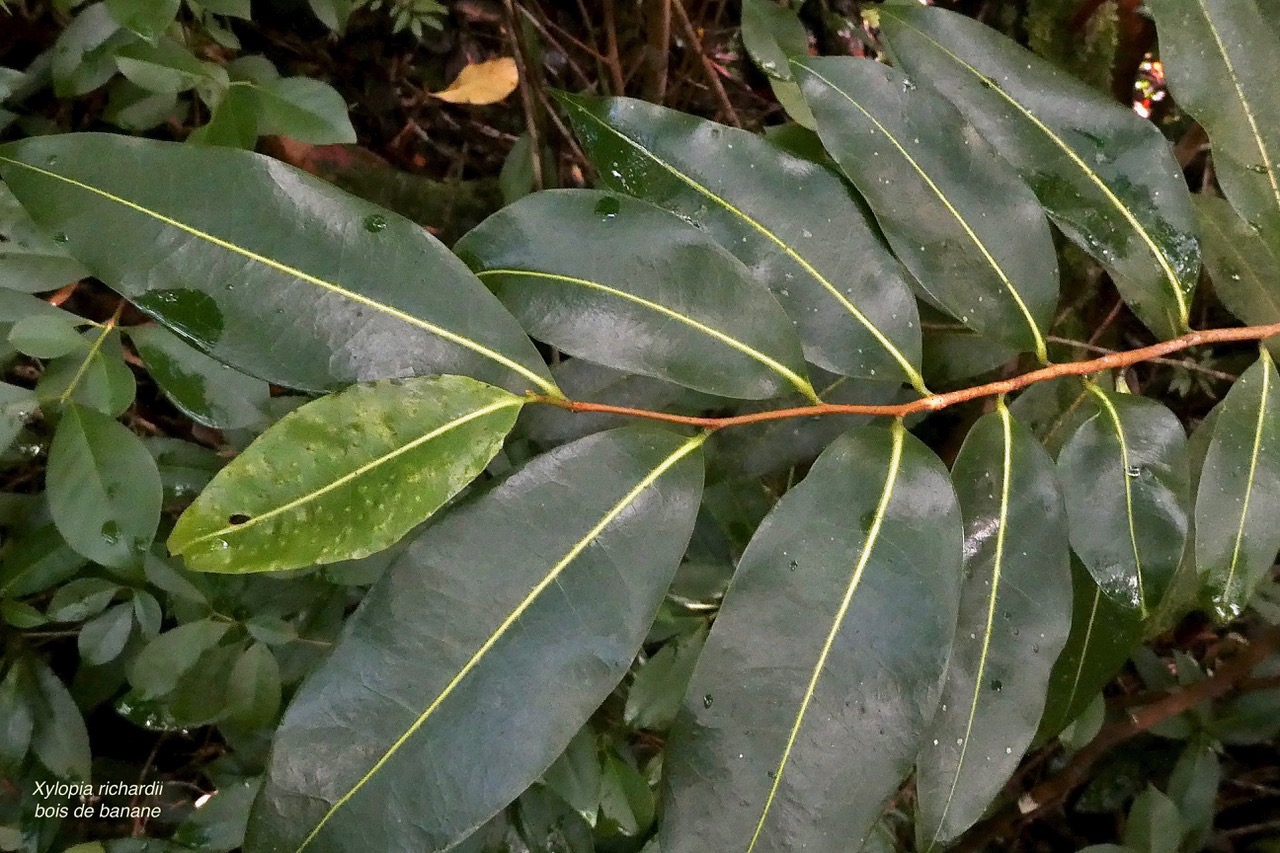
[431,58,520,105]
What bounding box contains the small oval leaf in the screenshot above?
[247,427,705,853]
[169,374,523,573]
[457,190,815,401]
[663,421,962,853]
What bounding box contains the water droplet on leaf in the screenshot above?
[363,214,388,232]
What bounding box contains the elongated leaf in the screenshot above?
[738,0,816,129]
[1058,387,1189,616]
[47,405,162,568]
[457,190,815,401]
[128,324,270,430]
[0,382,36,453]
[0,183,89,293]
[0,134,557,396]
[1194,194,1280,356]
[247,427,705,853]
[1036,558,1142,742]
[880,4,1199,338]
[662,421,962,853]
[1151,0,1280,252]
[794,56,1058,359]
[916,404,1071,846]
[557,95,925,391]
[1196,351,1280,618]
[169,375,522,573]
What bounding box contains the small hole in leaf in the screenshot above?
[228,513,251,525]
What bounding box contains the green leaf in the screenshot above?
[739,0,817,129]
[47,577,120,622]
[114,39,220,93]
[1150,0,1280,253]
[247,427,705,852]
[458,190,815,401]
[794,56,1058,360]
[0,525,88,598]
[663,421,962,852]
[879,4,1199,338]
[8,313,84,358]
[1195,351,1280,618]
[35,328,136,417]
[625,627,707,732]
[78,602,134,666]
[0,663,35,776]
[1123,787,1182,853]
[542,727,601,827]
[129,618,230,699]
[226,643,281,729]
[170,779,259,853]
[557,94,925,391]
[1035,557,1143,742]
[51,5,134,98]
[169,375,522,573]
[1058,387,1189,616]
[128,324,269,430]
[0,134,558,397]
[0,183,89,293]
[29,657,91,780]
[189,84,259,148]
[0,381,36,453]
[105,79,184,131]
[1194,194,1280,357]
[105,0,180,42]
[307,0,355,32]
[253,77,357,145]
[47,405,162,568]
[1168,740,1220,848]
[915,405,1072,846]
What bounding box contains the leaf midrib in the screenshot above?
[1221,351,1273,601]
[1086,386,1148,615]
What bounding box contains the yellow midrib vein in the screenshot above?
[569,106,929,394]
[1221,350,1273,601]
[1193,0,1280,220]
[172,397,523,552]
[883,14,1190,327]
[1065,586,1104,713]
[0,154,560,398]
[292,432,706,853]
[746,420,906,852]
[794,60,1048,363]
[1087,385,1148,615]
[928,403,1013,850]
[476,268,819,402]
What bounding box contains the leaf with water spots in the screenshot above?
[1195,351,1280,619]
[1058,387,1189,616]
[168,375,523,573]
[0,134,557,396]
[1194,194,1280,357]
[793,56,1059,360]
[556,94,924,390]
[457,190,815,401]
[879,4,1199,339]
[662,421,962,853]
[1151,0,1280,254]
[245,427,704,852]
[916,404,1071,847]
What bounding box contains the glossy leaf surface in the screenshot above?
[795,56,1058,359]
[663,422,962,853]
[1151,0,1280,252]
[128,324,270,430]
[0,134,557,396]
[916,405,1071,846]
[247,427,705,853]
[1059,388,1189,615]
[47,405,162,568]
[1194,194,1280,355]
[880,4,1199,338]
[457,190,814,401]
[1195,352,1280,619]
[558,94,924,390]
[169,375,522,573]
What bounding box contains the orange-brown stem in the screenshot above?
[526,322,1280,430]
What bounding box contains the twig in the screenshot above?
[601,0,627,94]
[504,0,546,189]
[670,0,741,126]
[645,0,672,102]
[526,322,1280,431]
[1046,335,1238,382]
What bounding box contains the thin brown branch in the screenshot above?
[670,0,741,126]
[526,322,1280,430]
[504,0,546,189]
[1046,335,1238,382]
[601,0,627,94]
[645,0,672,102]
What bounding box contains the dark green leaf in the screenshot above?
[1195,351,1280,618]
[128,324,269,430]
[129,618,230,699]
[542,727,601,827]
[457,190,814,401]
[226,643,281,729]
[794,56,1058,359]
[114,40,219,93]
[0,382,36,453]
[0,134,558,397]
[559,94,925,391]
[247,427,704,853]
[1123,787,1182,853]
[47,405,162,568]
[105,0,180,42]
[916,405,1072,845]
[663,421,962,852]
[0,525,88,598]
[77,602,134,665]
[46,577,120,623]
[253,77,356,145]
[0,183,89,293]
[1167,740,1220,849]
[8,313,85,359]
[170,779,259,853]
[625,627,706,732]
[1058,387,1189,615]
[739,0,816,128]
[36,329,137,417]
[880,4,1199,338]
[189,85,259,148]
[169,375,522,573]
[1194,194,1280,356]
[29,658,91,780]
[0,663,35,775]
[1151,0,1280,252]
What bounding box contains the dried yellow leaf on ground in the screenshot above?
[431,57,520,105]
